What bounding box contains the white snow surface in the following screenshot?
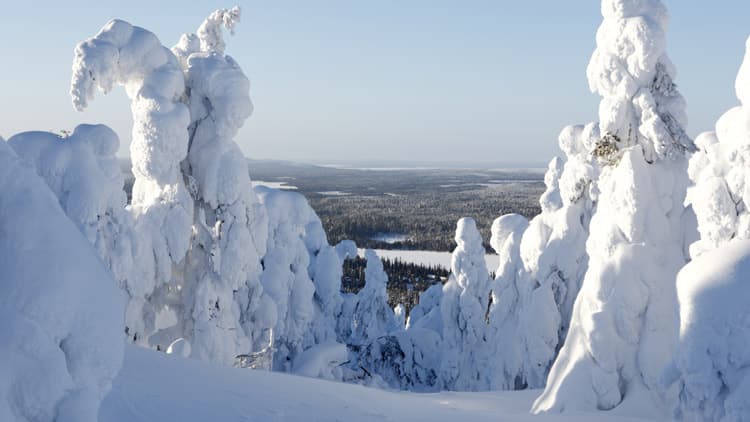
[100,345,652,422]
[0,139,124,422]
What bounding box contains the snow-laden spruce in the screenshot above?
[256,187,318,371]
[166,6,274,366]
[487,76,600,392]
[486,142,595,390]
[533,0,696,415]
[439,218,492,391]
[688,36,750,258]
[256,186,354,376]
[70,18,193,344]
[489,212,559,390]
[0,139,124,422]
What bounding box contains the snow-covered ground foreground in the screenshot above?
[101,345,650,422]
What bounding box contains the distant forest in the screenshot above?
[312,185,541,252]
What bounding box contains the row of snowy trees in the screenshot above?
[335,2,750,422]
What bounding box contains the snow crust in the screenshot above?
[0,139,124,422]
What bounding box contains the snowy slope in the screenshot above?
[101,345,652,422]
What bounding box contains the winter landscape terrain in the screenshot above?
[4,1,750,421]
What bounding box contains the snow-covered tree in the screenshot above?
[687,36,750,258]
[0,139,124,422]
[666,36,750,421]
[162,6,274,365]
[256,187,319,371]
[8,124,138,298]
[533,0,696,415]
[351,250,399,348]
[307,240,356,346]
[70,18,193,344]
[487,101,601,391]
[439,218,492,391]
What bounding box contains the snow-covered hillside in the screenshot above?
[101,345,648,422]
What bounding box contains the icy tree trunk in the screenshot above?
[439,218,492,391]
[533,0,695,415]
[70,19,193,344]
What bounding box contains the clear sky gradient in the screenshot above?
[1,1,749,164]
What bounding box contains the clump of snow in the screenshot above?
[292,342,348,380]
[533,0,695,415]
[687,36,750,258]
[0,139,124,422]
[166,338,192,358]
[665,240,750,421]
[393,304,406,329]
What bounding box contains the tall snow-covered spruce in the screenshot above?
[168,6,274,366]
[532,0,696,415]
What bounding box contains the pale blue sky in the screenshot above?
[1,1,749,164]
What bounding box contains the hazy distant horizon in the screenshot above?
[4,1,750,163]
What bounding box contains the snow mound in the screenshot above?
[0,139,124,422]
[669,240,750,421]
